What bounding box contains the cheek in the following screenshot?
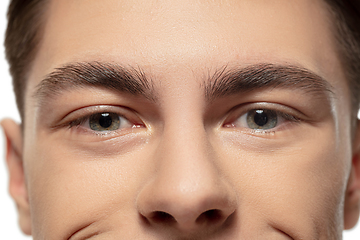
[216,123,350,235]
[23,136,149,238]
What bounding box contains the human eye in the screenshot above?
[58,105,145,136]
[223,103,301,134]
[74,112,132,132]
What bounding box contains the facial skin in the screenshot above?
[2,0,360,239]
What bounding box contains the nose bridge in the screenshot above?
[159,106,220,186]
[162,116,211,169]
[163,132,211,201]
[156,92,216,184]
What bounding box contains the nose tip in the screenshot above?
[137,178,237,232]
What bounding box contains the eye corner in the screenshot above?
[222,122,235,128]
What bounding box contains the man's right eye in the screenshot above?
[70,111,142,133]
[61,105,145,135]
[88,112,126,131]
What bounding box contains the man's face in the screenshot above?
[10,0,360,238]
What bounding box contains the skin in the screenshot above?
[2,0,360,239]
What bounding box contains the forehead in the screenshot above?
[31,0,339,70]
[26,0,349,111]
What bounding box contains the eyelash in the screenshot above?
[59,103,302,138]
[223,104,303,134]
[58,106,144,135]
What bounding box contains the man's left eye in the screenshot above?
[227,107,300,132]
[88,112,124,131]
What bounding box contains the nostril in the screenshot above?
[150,211,176,224]
[196,209,222,224]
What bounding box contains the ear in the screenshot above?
[1,119,31,235]
[344,119,360,230]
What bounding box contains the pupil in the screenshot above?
[99,113,113,128]
[254,110,268,126]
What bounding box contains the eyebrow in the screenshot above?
[204,63,335,101]
[35,62,334,106]
[34,62,156,103]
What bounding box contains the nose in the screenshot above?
[136,125,237,234]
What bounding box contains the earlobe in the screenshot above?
[1,119,31,235]
[344,119,360,230]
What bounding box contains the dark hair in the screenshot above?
[5,0,48,120]
[324,0,360,125]
[4,0,360,122]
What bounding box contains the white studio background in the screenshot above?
[0,1,360,239]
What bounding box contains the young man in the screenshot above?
[1,0,360,239]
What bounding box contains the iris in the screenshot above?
[246,109,278,130]
[89,112,121,131]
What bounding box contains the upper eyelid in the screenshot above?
[62,105,130,118]
[225,102,306,120]
[222,102,305,129]
[70,105,136,118]
[54,105,142,129]
[69,112,130,128]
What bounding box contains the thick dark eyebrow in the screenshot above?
[34,62,156,103]
[204,63,335,101]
